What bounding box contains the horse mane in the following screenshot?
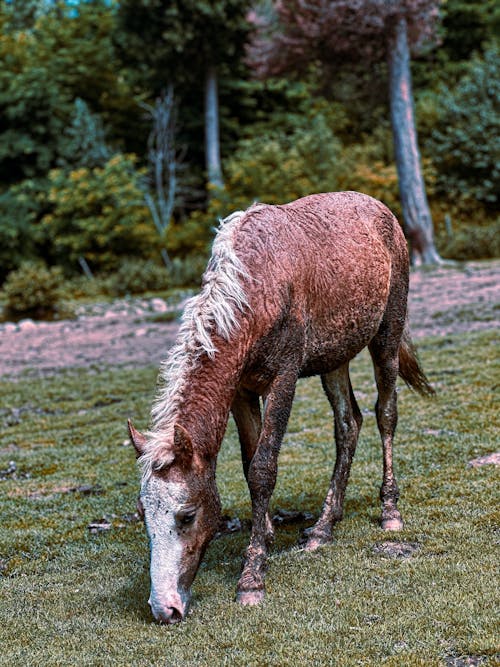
[139,206,261,479]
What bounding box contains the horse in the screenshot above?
[128,191,434,624]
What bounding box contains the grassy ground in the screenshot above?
[0,328,498,666]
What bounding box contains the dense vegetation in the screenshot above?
[0,0,498,296]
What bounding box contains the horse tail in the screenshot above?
[398,320,435,396]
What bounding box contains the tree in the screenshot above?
[0,1,139,185]
[249,0,443,264]
[59,98,111,169]
[116,0,251,192]
[141,88,187,266]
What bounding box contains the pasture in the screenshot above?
[0,269,499,666]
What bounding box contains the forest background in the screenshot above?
[0,0,498,315]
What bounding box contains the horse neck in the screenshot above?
[172,343,243,459]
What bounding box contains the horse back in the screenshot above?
[234,192,408,384]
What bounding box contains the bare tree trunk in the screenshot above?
[141,86,180,268]
[205,65,224,190]
[387,16,442,265]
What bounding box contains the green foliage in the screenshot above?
[103,259,171,297]
[0,1,140,184]
[218,107,342,210]
[168,255,208,287]
[437,218,500,261]
[440,0,500,63]
[425,45,500,206]
[116,0,250,90]
[336,136,402,216]
[40,154,159,272]
[1,261,64,317]
[0,181,43,280]
[59,97,111,169]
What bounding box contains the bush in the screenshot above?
[168,256,207,288]
[425,45,500,206]
[0,180,46,281]
[40,154,159,272]
[103,259,171,296]
[437,218,500,261]
[221,111,342,209]
[1,262,65,318]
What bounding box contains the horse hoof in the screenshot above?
[299,526,332,551]
[236,589,265,606]
[381,516,404,531]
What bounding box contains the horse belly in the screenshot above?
[300,259,391,377]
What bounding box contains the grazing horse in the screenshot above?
[128,191,433,624]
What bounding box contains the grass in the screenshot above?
[0,329,499,666]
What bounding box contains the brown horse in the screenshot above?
[128,191,433,624]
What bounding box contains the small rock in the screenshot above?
[3,323,19,334]
[151,298,168,313]
[88,519,112,534]
[135,328,148,337]
[18,319,37,330]
[0,461,17,480]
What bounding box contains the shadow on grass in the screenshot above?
[114,563,152,622]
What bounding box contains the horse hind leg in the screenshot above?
[231,389,274,544]
[369,339,404,532]
[302,363,363,551]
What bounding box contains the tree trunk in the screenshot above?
[204,65,224,190]
[387,16,442,265]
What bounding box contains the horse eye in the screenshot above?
[178,511,196,526]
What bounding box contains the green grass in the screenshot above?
[0,329,499,666]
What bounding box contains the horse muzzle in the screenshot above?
[148,589,190,625]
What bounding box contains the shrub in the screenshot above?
[437,218,500,261]
[222,111,342,209]
[425,45,500,206]
[168,256,207,288]
[0,180,46,281]
[103,259,171,296]
[337,139,402,218]
[40,154,159,272]
[2,262,65,318]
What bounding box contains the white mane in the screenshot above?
[139,209,254,478]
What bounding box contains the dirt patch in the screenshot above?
[408,260,500,339]
[0,260,498,379]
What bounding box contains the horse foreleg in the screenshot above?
[236,371,297,606]
[231,389,274,544]
[302,364,362,551]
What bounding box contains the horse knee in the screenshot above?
[247,449,277,499]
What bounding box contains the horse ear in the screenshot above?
[173,424,193,469]
[128,419,147,457]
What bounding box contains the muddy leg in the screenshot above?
[370,347,404,531]
[236,372,298,606]
[302,364,362,551]
[231,389,274,544]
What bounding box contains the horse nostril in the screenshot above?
[156,606,183,625]
[168,606,183,624]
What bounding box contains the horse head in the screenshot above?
[129,420,221,624]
